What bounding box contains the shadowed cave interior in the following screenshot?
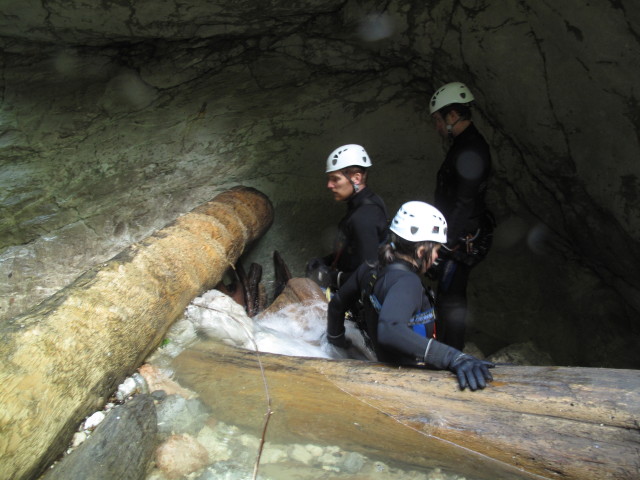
[1,1,639,368]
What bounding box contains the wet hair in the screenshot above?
[379,232,437,270]
[439,103,472,121]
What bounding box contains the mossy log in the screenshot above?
[173,340,640,480]
[0,186,273,480]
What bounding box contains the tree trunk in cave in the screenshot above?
[173,341,640,480]
[0,186,274,480]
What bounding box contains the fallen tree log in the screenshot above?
[0,186,274,480]
[172,340,640,480]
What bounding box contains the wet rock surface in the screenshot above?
[156,395,211,438]
[1,0,639,392]
[42,395,157,480]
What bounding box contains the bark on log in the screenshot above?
[272,250,292,299]
[240,262,263,317]
[0,186,273,480]
[172,341,640,480]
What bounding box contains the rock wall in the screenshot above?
[1,0,639,367]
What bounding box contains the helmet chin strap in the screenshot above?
[446,117,461,140]
[341,170,360,198]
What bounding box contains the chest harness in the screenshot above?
[360,263,437,340]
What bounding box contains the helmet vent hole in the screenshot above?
[411,226,419,234]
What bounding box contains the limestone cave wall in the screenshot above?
[1,0,639,367]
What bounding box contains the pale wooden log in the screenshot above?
[173,340,640,480]
[0,186,273,480]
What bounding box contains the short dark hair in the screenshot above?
[342,166,368,182]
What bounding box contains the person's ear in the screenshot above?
[416,245,426,259]
[351,172,363,185]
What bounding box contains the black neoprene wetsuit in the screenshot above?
[433,122,492,350]
[327,259,436,365]
[324,187,388,284]
[434,122,491,241]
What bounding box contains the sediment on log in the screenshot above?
[173,341,640,480]
[0,186,273,480]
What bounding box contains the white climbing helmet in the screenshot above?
[326,144,372,173]
[390,201,448,243]
[429,82,475,115]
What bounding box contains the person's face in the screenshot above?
[432,110,460,138]
[432,112,448,138]
[429,244,441,268]
[327,171,355,202]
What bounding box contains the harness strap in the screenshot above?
[366,261,437,339]
[369,293,436,326]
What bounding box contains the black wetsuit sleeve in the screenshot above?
[326,264,363,337]
[376,275,430,360]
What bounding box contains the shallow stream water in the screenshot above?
[136,289,527,480]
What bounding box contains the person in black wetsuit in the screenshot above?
[326,201,494,391]
[306,144,388,291]
[428,82,495,351]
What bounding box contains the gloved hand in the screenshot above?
[448,353,494,391]
[424,339,494,391]
[305,257,325,274]
[305,258,332,289]
[326,331,352,349]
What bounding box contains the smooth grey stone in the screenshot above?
[43,395,157,480]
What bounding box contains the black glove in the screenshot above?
[326,331,352,349]
[306,257,325,273]
[305,258,332,289]
[449,353,494,391]
[424,339,494,391]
